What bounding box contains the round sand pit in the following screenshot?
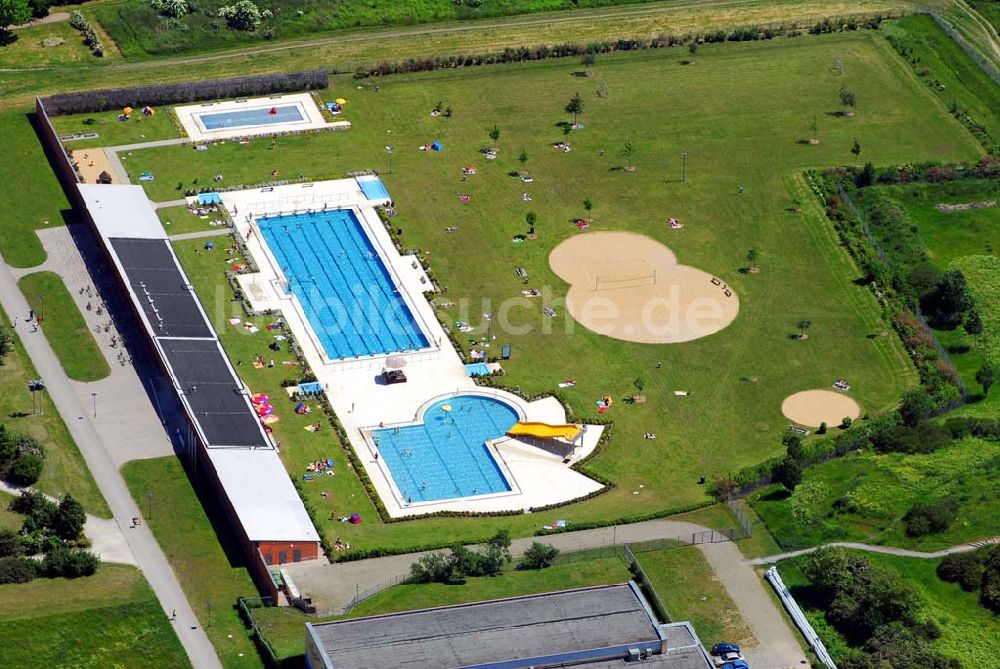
[782,390,861,428]
[548,231,738,344]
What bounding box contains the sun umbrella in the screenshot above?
[441,404,452,412]
[335,98,347,105]
[123,106,133,114]
[385,356,406,369]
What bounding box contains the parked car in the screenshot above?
[711,643,741,656]
[714,651,745,667]
[720,660,750,669]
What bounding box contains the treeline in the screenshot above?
[352,15,890,79]
[41,69,329,116]
[802,548,961,669]
[937,545,1000,614]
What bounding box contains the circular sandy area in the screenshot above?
[782,390,861,428]
[548,231,739,344]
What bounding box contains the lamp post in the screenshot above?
[207,600,213,628]
[485,312,494,341]
[385,143,394,174]
[91,392,97,418]
[681,151,688,183]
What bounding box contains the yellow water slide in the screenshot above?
[507,421,582,441]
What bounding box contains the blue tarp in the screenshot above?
[431,141,443,152]
[198,192,222,205]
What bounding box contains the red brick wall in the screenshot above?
[258,541,320,565]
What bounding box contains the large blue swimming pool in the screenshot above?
[197,105,304,130]
[373,395,518,502]
[258,209,429,359]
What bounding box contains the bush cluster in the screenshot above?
[409,530,512,584]
[903,496,959,537]
[802,548,957,668]
[67,11,104,57]
[937,546,1000,614]
[218,0,272,32]
[0,492,98,584]
[150,0,190,19]
[352,15,889,79]
[0,425,46,486]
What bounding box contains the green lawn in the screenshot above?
[882,14,1000,147]
[0,110,71,268]
[253,555,633,661]
[159,205,230,236]
[0,21,104,69]
[0,564,190,668]
[750,437,1000,551]
[18,271,111,382]
[52,108,182,150]
[637,546,754,649]
[0,306,109,516]
[776,550,1000,669]
[122,457,266,669]
[157,32,979,554]
[0,491,21,531]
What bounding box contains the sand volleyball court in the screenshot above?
[782,390,861,428]
[70,149,118,184]
[548,231,738,344]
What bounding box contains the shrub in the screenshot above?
[936,552,983,591]
[0,556,38,585]
[42,547,100,578]
[8,452,44,485]
[981,547,1000,614]
[0,528,21,558]
[69,10,86,30]
[150,0,189,18]
[54,495,86,541]
[218,0,272,31]
[903,496,959,537]
[774,457,802,492]
[519,542,559,570]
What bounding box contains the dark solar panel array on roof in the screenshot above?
[110,238,213,339]
[160,339,269,448]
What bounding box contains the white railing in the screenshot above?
[765,566,838,669]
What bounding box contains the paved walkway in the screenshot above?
[15,11,69,28]
[0,249,222,669]
[749,539,997,565]
[168,228,232,241]
[14,226,176,466]
[156,198,189,209]
[0,480,136,566]
[286,519,809,669]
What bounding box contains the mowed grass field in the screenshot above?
[134,32,985,554]
[0,306,109,516]
[0,565,190,669]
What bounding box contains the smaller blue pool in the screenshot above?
[357,176,391,202]
[197,105,304,131]
[373,395,519,502]
[464,362,491,377]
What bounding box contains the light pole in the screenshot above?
[91,392,97,418]
[385,143,394,174]
[681,151,688,183]
[207,600,213,628]
[485,312,494,341]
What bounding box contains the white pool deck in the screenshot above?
[219,179,604,517]
[174,93,348,142]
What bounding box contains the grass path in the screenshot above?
[17,271,110,382]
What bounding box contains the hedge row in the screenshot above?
[40,68,329,115]
[68,11,104,58]
[531,500,717,536]
[352,14,892,79]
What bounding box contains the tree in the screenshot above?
[489,125,500,143]
[898,387,935,427]
[217,0,271,31]
[976,362,995,396]
[55,495,86,541]
[150,0,190,18]
[0,529,20,558]
[525,211,537,234]
[851,137,862,157]
[520,542,560,570]
[621,139,636,170]
[565,92,584,127]
[746,248,759,272]
[583,197,593,222]
[839,84,856,110]
[922,268,971,328]
[0,326,12,363]
[9,452,43,486]
[796,319,811,339]
[633,376,645,393]
[903,497,959,537]
[518,149,528,168]
[936,552,983,591]
[783,432,805,462]
[0,0,31,31]
[981,547,1000,613]
[775,457,802,491]
[479,529,512,576]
